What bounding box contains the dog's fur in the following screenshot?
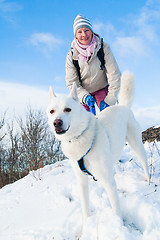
[46,71,149,232]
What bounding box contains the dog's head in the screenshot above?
[46,83,88,141]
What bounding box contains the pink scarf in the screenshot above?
[74,34,97,62]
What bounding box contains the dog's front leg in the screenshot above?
[77,173,90,226]
[71,161,90,229]
[75,176,89,240]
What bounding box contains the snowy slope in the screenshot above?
[0,140,160,240]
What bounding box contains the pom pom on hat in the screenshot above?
[73,14,93,35]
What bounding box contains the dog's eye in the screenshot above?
[50,109,55,114]
[64,108,71,113]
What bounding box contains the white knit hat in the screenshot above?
[73,14,93,35]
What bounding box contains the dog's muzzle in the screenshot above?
[53,119,69,135]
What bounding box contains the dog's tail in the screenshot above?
[118,71,135,108]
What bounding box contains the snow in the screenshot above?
[0,139,160,240]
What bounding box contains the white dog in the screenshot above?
[46,71,149,233]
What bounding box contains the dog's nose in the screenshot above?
[54,119,63,128]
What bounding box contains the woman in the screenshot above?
[66,14,121,113]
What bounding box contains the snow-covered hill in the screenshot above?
[0,141,160,240]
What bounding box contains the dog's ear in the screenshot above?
[49,86,56,100]
[69,82,79,101]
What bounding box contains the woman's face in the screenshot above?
[75,28,92,45]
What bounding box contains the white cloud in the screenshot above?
[0,0,21,12]
[133,0,160,42]
[0,81,159,130]
[93,0,160,58]
[0,0,22,24]
[0,81,49,117]
[93,21,118,41]
[121,0,160,55]
[29,32,64,56]
[114,36,148,57]
[0,80,67,118]
[133,105,160,130]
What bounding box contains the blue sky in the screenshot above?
[0,0,160,114]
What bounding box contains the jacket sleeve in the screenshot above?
[103,43,121,105]
[65,50,89,103]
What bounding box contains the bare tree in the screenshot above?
[0,107,65,188]
[0,111,8,187]
[0,111,6,142]
[17,106,64,172]
[6,120,20,182]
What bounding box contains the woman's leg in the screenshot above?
[91,86,108,108]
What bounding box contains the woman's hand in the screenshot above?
[99,100,110,111]
[85,95,95,107]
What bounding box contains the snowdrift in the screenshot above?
[0,142,160,240]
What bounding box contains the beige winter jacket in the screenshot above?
[66,35,121,105]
